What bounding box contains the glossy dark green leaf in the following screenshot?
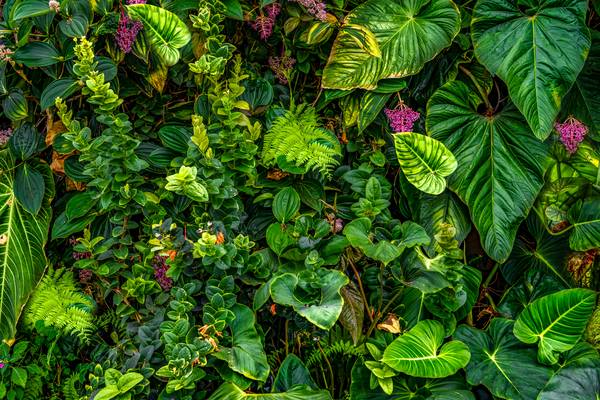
[273,354,317,392]
[358,91,391,133]
[40,78,80,110]
[2,90,28,121]
[208,383,331,400]
[567,199,600,251]
[58,14,88,37]
[13,163,45,215]
[272,187,300,223]
[14,42,61,67]
[158,124,190,153]
[427,80,550,262]
[10,0,53,21]
[51,211,96,240]
[8,124,43,160]
[471,0,590,139]
[66,192,97,221]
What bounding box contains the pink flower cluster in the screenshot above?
[48,0,60,12]
[268,56,295,84]
[152,255,173,291]
[291,0,327,21]
[251,3,281,40]
[0,128,13,146]
[0,44,13,62]
[79,269,93,283]
[127,0,146,3]
[115,13,144,53]
[385,105,420,132]
[555,117,587,154]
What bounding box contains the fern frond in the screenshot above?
[25,268,96,341]
[305,339,365,369]
[262,104,341,178]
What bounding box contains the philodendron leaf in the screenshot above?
[226,304,270,381]
[455,318,553,400]
[126,4,191,66]
[513,288,596,365]
[538,343,600,400]
[567,199,600,251]
[471,0,590,139]
[322,0,460,90]
[270,270,349,330]
[0,152,55,340]
[427,80,550,262]
[272,354,318,392]
[208,382,332,400]
[382,319,470,378]
[393,132,457,195]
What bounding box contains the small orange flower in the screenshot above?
[215,231,225,244]
[269,304,277,315]
[166,250,177,261]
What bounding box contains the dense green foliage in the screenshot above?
[0,0,599,399]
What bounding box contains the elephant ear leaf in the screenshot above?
[382,319,470,378]
[126,4,191,66]
[567,199,600,252]
[513,288,596,365]
[471,0,590,139]
[393,132,457,195]
[322,0,461,90]
[0,152,54,341]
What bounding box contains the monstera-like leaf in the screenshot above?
[427,80,550,262]
[393,133,457,195]
[471,0,590,139]
[382,320,470,378]
[322,0,461,90]
[270,270,349,330]
[126,4,191,66]
[0,153,54,340]
[513,288,596,365]
[455,318,553,400]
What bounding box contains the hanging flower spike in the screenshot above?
[269,56,296,84]
[115,12,144,54]
[152,255,173,291]
[48,0,60,12]
[251,2,281,40]
[385,102,420,133]
[555,116,587,154]
[291,0,327,21]
[266,3,281,18]
[127,0,146,3]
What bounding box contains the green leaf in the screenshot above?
[40,78,80,110]
[538,343,600,400]
[10,0,53,21]
[382,319,470,378]
[51,211,95,240]
[158,124,191,153]
[13,163,45,215]
[58,14,88,37]
[270,270,349,330]
[11,367,27,388]
[0,152,54,340]
[322,0,460,90]
[126,4,191,66]
[339,283,364,345]
[471,0,590,139]
[513,288,596,365]
[455,318,553,400]
[266,223,295,256]
[393,132,457,195]
[117,372,144,393]
[93,386,120,400]
[341,24,381,58]
[13,42,61,67]
[8,124,42,160]
[273,354,317,392]
[2,90,28,121]
[358,91,392,133]
[427,80,550,262]
[226,304,270,382]
[272,187,300,223]
[567,199,600,252]
[343,218,403,265]
[208,383,332,400]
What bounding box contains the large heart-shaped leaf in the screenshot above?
[208,383,331,400]
[513,288,596,365]
[393,132,457,195]
[471,0,590,139]
[567,199,600,252]
[427,80,550,262]
[455,318,552,400]
[0,153,54,340]
[538,343,600,400]
[382,319,470,378]
[225,304,270,381]
[126,4,191,66]
[322,0,461,90]
[270,270,349,330]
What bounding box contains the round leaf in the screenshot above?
[273,187,301,223]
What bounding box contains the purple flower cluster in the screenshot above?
[333,218,344,233]
[127,0,146,3]
[69,237,91,260]
[555,117,587,154]
[0,128,13,146]
[385,105,420,133]
[291,0,327,21]
[251,3,281,40]
[268,56,295,84]
[152,255,173,291]
[115,13,143,53]
[79,269,93,283]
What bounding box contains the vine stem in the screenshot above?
[459,65,492,111]
[363,289,403,341]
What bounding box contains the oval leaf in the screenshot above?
[13,42,61,67]
[14,163,45,215]
[272,187,300,223]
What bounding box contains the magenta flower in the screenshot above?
[127,0,146,4]
[115,12,144,53]
[290,0,327,21]
[269,56,296,84]
[385,104,420,132]
[251,3,281,40]
[152,255,173,291]
[0,363,5,369]
[0,128,13,146]
[555,117,587,154]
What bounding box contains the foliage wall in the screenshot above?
[0,0,599,398]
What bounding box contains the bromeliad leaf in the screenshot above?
[471,0,590,139]
[427,80,550,262]
[455,318,553,400]
[513,288,596,365]
[381,319,470,378]
[0,152,55,340]
[393,132,457,195]
[322,0,461,90]
[126,4,191,66]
